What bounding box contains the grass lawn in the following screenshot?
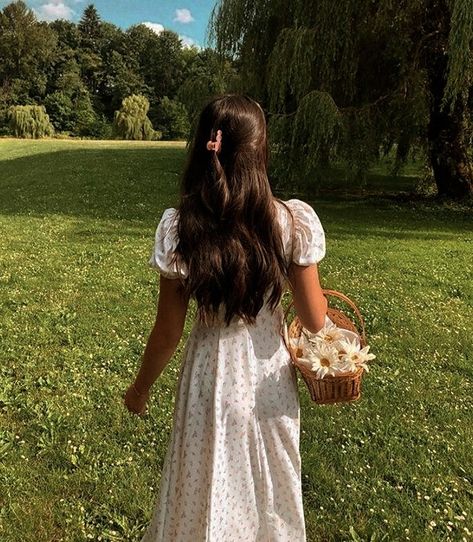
[0,138,472,542]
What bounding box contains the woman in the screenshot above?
[124,94,328,541]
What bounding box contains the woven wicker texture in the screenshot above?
[284,289,367,405]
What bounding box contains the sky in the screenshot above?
[0,0,219,49]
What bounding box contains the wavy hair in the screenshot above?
[174,94,290,326]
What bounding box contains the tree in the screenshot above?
[77,4,103,95]
[141,29,187,99]
[113,94,160,140]
[176,48,238,137]
[44,91,74,132]
[153,96,190,140]
[98,22,145,120]
[209,0,473,199]
[0,1,57,101]
[49,19,80,50]
[78,4,102,50]
[8,104,54,138]
[73,89,108,137]
[124,24,157,66]
[46,20,82,97]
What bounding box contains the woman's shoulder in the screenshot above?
[275,197,317,212]
[160,206,179,223]
[274,198,321,224]
[273,197,326,265]
[148,207,187,279]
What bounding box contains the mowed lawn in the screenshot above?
[0,138,472,542]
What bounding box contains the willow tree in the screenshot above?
[8,105,54,138]
[209,0,473,199]
[113,94,159,140]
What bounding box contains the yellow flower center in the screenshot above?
[320,357,331,367]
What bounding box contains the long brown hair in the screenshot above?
[174,94,289,326]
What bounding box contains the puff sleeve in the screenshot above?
[287,199,326,265]
[148,208,188,279]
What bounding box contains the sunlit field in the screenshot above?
[1,139,472,541]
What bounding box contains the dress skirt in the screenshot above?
[140,303,306,541]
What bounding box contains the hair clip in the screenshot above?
[206,129,222,152]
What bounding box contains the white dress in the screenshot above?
[141,199,326,542]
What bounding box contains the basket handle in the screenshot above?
[283,288,367,346]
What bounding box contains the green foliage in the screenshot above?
[443,0,473,112]
[73,92,99,137]
[142,29,187,99]
[267,27,317,110]
[210,0,473,198]
[7,105,54,138]
[0,1,57,98]
[99,50,145,115]
[153,96,190,140]
[44,91,74,132]
[269,90,343,183]
[176,48,238,140]
[293,91,342,173]
[113,94,160,140]
[85,114,113,139]
[78,4,102,50]
[48,50,83,97]
[0,2,238,141]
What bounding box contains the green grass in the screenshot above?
[1,139,472,542]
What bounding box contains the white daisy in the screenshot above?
[305,342,343,379]
[338,338,376,372]
[308,320,347,345]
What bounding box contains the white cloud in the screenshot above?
[35,0,74,21]
[143,21,165,35]
[179,34,200,50]
[174,8,194,24]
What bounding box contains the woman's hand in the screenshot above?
[123,383,149,416]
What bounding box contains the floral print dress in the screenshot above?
[140,199,326,542]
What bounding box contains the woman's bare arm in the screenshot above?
[288,262,328,333]
[133,275,190,395]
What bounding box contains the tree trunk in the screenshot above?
[426,50,473,199]
[427,100,473,199]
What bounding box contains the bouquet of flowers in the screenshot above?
[289,317,376,379]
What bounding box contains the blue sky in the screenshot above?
[0,0,218,48]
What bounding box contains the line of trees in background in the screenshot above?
[0,1,238,140]
[2,0,472,200]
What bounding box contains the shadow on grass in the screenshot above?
[1,145,471,238]
[0,147,186,223]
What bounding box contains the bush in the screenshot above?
[113,94,160,140]
[7,105,54,138]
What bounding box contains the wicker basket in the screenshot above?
[283,289,368,405]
